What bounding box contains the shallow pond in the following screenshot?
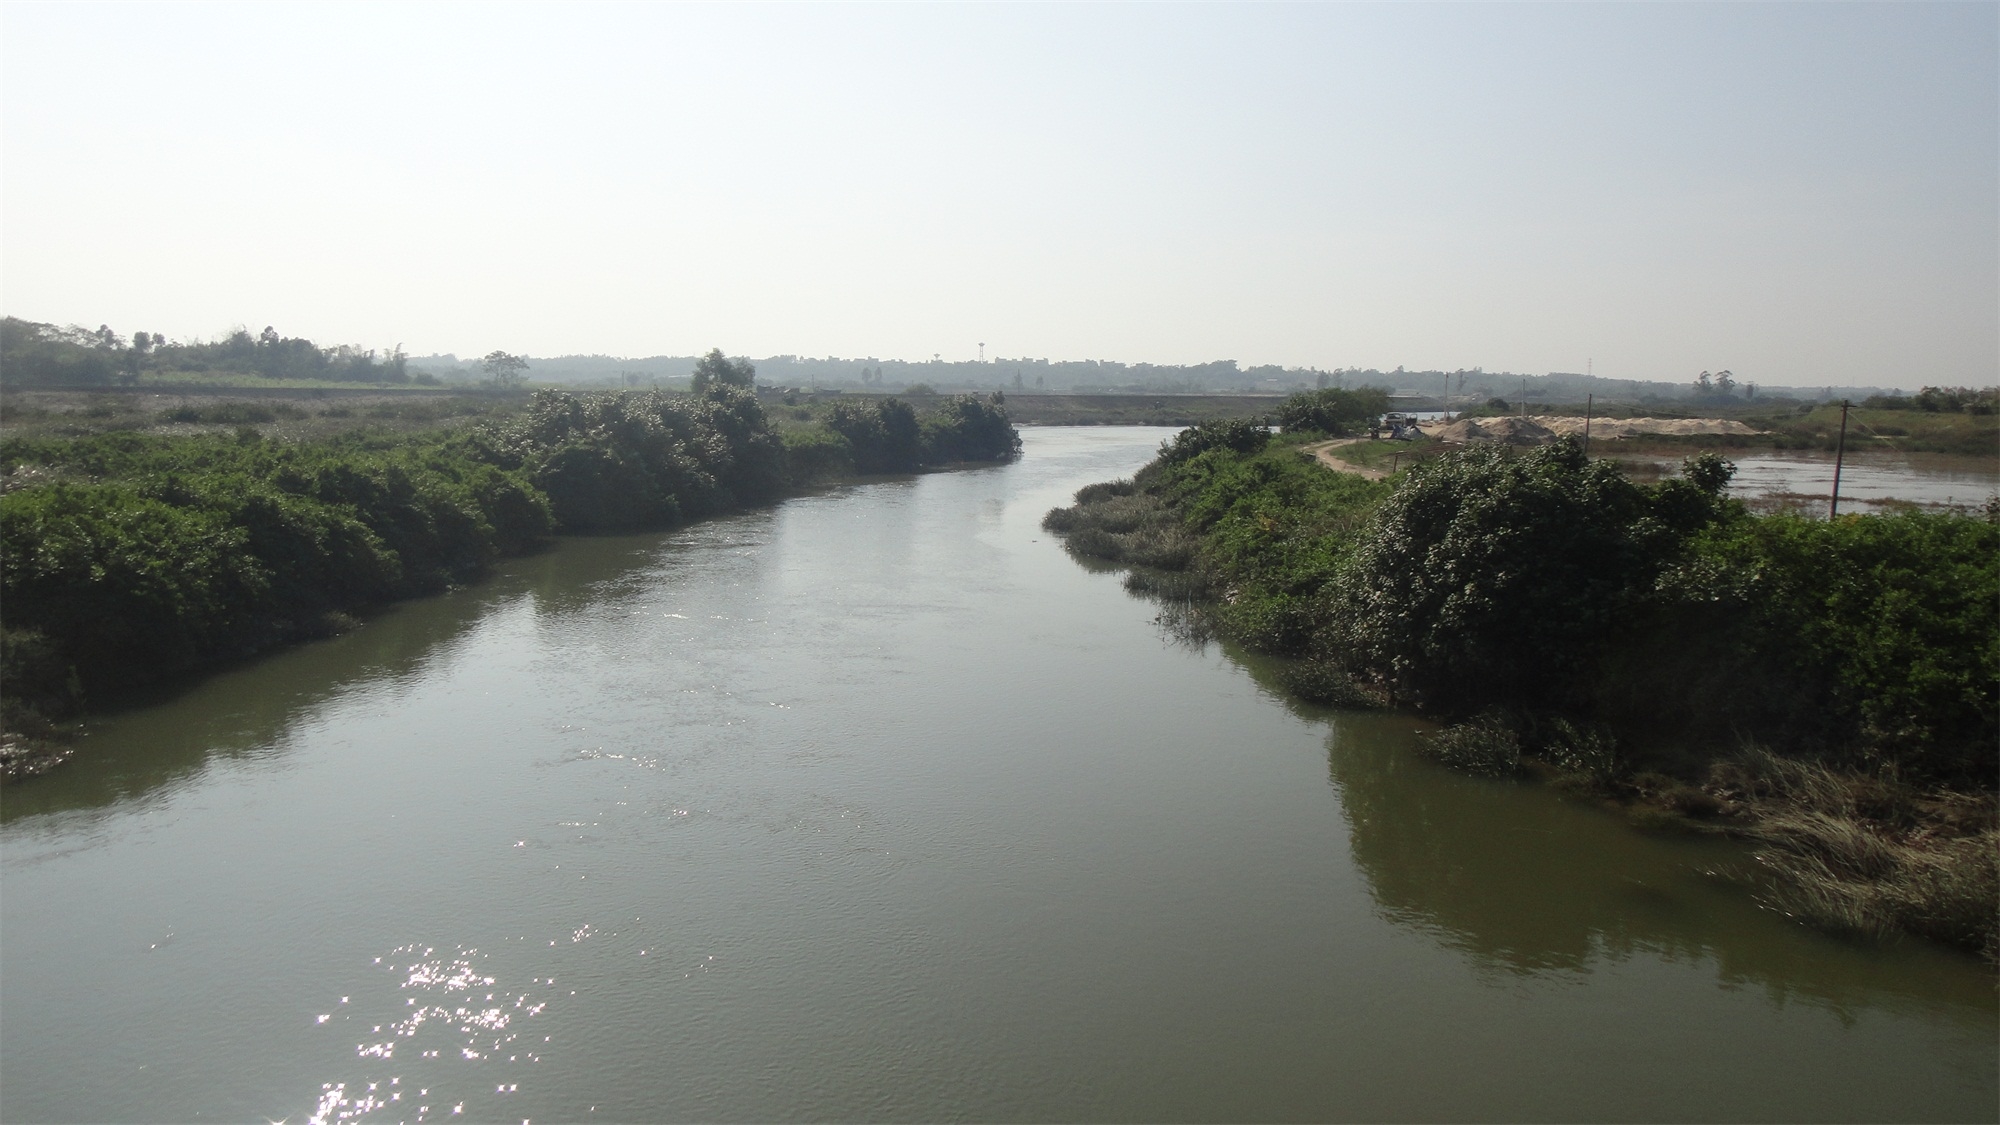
[3,427,1993,1122]
[1614,448,1998,514]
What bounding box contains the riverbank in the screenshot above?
[1043,409,1998,961]
[0,387,1019,777]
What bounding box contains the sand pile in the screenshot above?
[1432,416,1560,445]
[1433,415,1768,444]
[1531,416,1766,439]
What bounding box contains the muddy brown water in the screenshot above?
[2,428,1993,1123]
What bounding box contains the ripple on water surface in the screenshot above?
[304,943,553,1124]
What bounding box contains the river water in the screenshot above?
[2,427,1993,1123]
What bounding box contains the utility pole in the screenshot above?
[1520,377,1528,418]
[1582,393,1593,457]
[1829,399,1850,518]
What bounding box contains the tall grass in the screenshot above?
[1042,481,1200,570]
[1719,748,1998,960]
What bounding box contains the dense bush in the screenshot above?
[921,394,1021,464]
[801,394,1017,475]
[825,398,924,473]
[1644,510,2000,782]
[1041,391,1999,953]
[0,432,552,707]
[1157,418,1270,465]
[0,386,1018,726]
[472,386,787,531]
[1275,387,1390,436]
[1330,441,1730,717]
[1050,394,1997,786]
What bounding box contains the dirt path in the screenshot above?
[1298,437,1394,480]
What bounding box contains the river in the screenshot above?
[2,427,1993,1123]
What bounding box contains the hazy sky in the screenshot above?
[3,2,1994,388]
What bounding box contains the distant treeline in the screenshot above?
[2,317,432,386]
[0,377,1016,731]
[404,354,1952,405]
[10,315,1956,403]
[1861,386,1999,414]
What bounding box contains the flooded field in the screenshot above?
[1613,448,1997,515]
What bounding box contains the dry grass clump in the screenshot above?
[1718,747,1998,961]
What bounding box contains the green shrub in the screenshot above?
[0,385,1014,724]
[1275,388,1390,436]
[1158,418,1270,465]
[921,394,1020,463]
[1279,656,1380,709]
[1421,718,1521,777]
[0,482,271,681]
[1653,511,2000,782]
[782,425,856,481]
[1074,478,1135,504]
[1331,440,1718,717]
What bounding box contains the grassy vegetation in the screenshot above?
[1319,436,1445,474]
[1,389,518,443]
[1713,749,1996,956]
[1759,403,1999,456]
[0,387,1016,773]
[1044,402,2000,961]
[118,371,444,390]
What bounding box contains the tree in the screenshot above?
[1276,387,1390,436]
[1714,369,1736,396]
[690,348,754,393]
[1332,440,1721,717]
[483,350,529,389]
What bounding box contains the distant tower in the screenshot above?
[979,342,986,363]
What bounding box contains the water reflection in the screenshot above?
[0,520,789,825]
[1,583,513,824]
[1223,647,1993,1019]
[1613,449,1998,514]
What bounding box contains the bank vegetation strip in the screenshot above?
[0,356,1019,774]
[1044,389,1999,962]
